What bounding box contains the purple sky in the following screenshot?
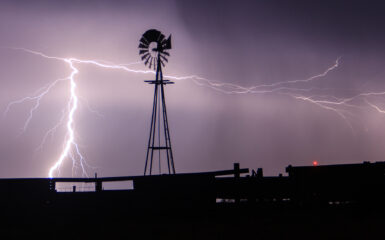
[0,0,385,177]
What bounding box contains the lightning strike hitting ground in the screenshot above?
[48,59,79,178]
[7,48,378,178]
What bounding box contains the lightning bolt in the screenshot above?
[365,98,385,114]
[7,47,375,178]
[48,59,79,178]
[5,48,172,178]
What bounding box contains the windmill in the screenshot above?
[139,29,175,175]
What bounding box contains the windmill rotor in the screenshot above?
[139,29,171,70]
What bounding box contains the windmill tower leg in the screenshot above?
[144,83,159,175]
[160,83,175,174]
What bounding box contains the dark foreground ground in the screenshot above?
[1,162,385,239]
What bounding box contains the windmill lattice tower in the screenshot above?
[139,29,175,175]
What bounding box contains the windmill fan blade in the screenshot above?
[153,58,156,70]
[144,29,161,42]
[162,51,170,56]
[141,53,149,61]
[157,33,165,43]
[149,57,153,69]
[144,55,151,65]
[160,60,165,67]
[139,43,148,49]
[139,49,148,55]
[160,54,168,63]
[140,37,149,45]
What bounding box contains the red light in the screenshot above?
[313,161,318,166]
